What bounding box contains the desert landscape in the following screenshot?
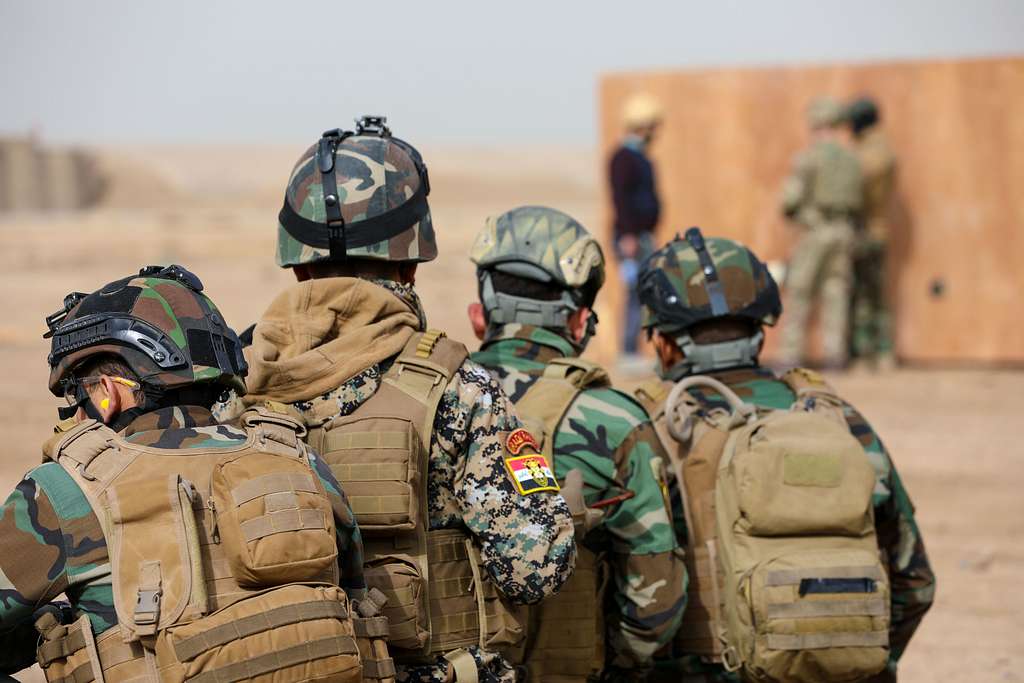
[1,144,1021,681]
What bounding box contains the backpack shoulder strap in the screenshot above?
[634,378,672,420]
[542,357,611,390]
[780,367,840,399]
[240,401,308,455]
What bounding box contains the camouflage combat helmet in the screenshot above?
[470,206,605,344]
[807,96,844,129]
[46,265,247,420]
[277,115,436,267]
[638,227,781,376]
[846,96,881,135]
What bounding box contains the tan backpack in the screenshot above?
[509,357,611,683]
[642,371,890,683]
[305,330,525,682]
[35,404,376,683]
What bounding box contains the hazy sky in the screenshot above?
[2,0,1021,145]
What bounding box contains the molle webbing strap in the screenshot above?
[349,495,411,517]
[355,616,391,638]
[443,649,479,683]
[230,472,318,506]
[766,597,887,620]
[45,662,94,683]
[362,657,398,680]
[173,600,349,662]
[326,432,412,453]
[766,631,889,651]
[186,635,359,683]
[239,508,326,543]
[37,628,86,666]
[764,565,884,587]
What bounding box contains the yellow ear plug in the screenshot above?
[100,398,110,411]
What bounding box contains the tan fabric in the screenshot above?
[243,277,421,404]
[659,375,891,683]
[39,409,359,682]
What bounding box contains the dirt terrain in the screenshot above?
[2,145,1021,682]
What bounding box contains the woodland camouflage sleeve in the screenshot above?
[843,404,935,664]
[435,361,576,605]
[593,423,687,672]
[0,474,73,672]
[308,451,366,595]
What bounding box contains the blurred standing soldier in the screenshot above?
[610,93,663,361]
[779,97,864,368]
[0,266,370,681]
[467,206,687,682]
[634,230,935,683]
[847,97,897,369]
[215,117,576,683]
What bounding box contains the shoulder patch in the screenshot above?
[504,453,560,495]
[506,427,540,455]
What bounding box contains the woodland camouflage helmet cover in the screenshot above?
[470,205,605,331]
[639,228,781,335]
[277,115,436,266]
[45,265,247,400]
[639,228,781,376]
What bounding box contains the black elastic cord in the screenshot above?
[317,131,347,260]
[278,182,429,251]
[685,227,730,316]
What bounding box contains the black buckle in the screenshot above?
[355,115,390,137]
[138,264,204,292]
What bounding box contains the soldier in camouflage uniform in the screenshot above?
[635,229,934,682]
[780,97,865,368]
[214,119,575,683]
[846,97,897,368]
[0,266,364,676]
[467,206,687,682]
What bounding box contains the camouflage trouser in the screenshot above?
[779,219,855,367]
[850,237,893,361]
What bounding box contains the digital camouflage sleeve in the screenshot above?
[0,407,365,674]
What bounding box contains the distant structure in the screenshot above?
[0,135,106,211]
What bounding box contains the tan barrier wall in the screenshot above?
[0,137,104,212]
[599,56,1024,364]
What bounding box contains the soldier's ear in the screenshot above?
[96,375,123,424]
[467,303,487,341]
[568,307,592,344]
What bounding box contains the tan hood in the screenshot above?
[242,277,420,404]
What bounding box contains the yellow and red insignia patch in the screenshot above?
[505,428,540,456]
[504,453,560,495]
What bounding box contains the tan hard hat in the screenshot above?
[807,97,843,128]
[622,93,663,128]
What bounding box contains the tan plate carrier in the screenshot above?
[512,357,611,683]
[637,369,890,683]
[306,330,525,683]
[34,404,384,683]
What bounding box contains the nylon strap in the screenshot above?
[685,227,730,316]
[354,616,390,638]
[331,462,409,481]
[325,432,411,452]
[47,661,94,683]
[765,565,884,587]
[766,630,888,651]
[349,495,410,516]
[766,597,887,619]
[186,635,358,683]
[362,657,398,680]
[174,599,349,662]
[239,508,325,543]
[443,648,479,683]
[230,472,317,506]
[37,627,86,666]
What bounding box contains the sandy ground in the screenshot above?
[2,145,1022,681]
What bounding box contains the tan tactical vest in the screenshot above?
[512,357,611,683]
[34,404,391,683]
[305,330,525,683]
[637,370,890,683]
[809,141,864,213]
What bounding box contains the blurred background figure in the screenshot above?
[847,96,898,371]
[779,96,864,369]
[609,93,662,367]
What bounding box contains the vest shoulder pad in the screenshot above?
[543,357,610,390]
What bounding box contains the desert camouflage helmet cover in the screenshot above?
[807,96,845,128]
[46,265,247,397]
[470,205,605,294]
[277,115,436,266]
[638,227,781,334]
